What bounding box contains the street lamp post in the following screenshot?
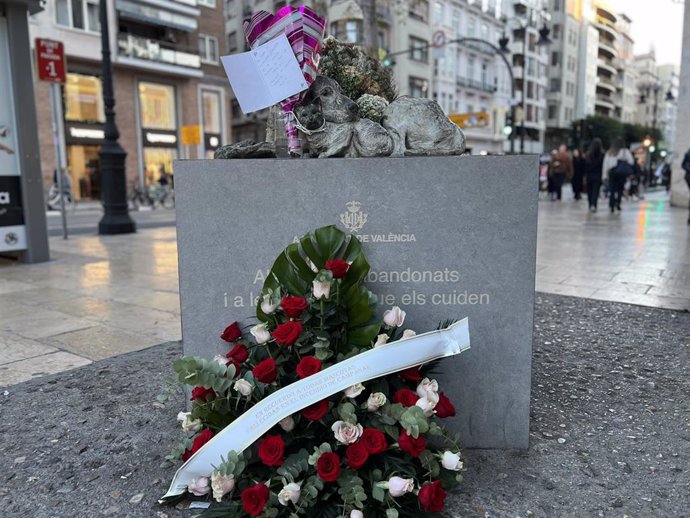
[98,0,136,235]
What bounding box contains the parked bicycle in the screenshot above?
[129,182,175,210]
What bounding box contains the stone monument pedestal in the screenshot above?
[174,155,538,448]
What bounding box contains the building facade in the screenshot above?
[656,63,679,148]
[30,0,232,200]
[431,0,511,154]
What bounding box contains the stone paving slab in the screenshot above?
[0,294,687,518]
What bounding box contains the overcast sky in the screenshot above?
[610,0,685,65]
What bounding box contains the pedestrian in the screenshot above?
[571,148,585,200]
[682,147,690,225]
[584,138,604,212]
[603,137,634,213]
[549,144,573,201]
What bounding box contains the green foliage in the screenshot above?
[399,406,429,438]
[215,451,246,478]
[572,115,664,151]
[277,449,310,481]
[338,473,367,510]
[174,356,234,394]
[319,37,398,102]
[337,401,358,424]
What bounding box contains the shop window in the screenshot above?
[198,34,219,64]
[139,82,176,130]
[55,0,100,32]
[65,73,105,123]
[202,90,222,135]
[409,36,428,63]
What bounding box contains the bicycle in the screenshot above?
[129,182,154,210]
[149,184,175,209]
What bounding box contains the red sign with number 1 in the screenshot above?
[35,39,66,84]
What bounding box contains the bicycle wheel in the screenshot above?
[162,192,175,209]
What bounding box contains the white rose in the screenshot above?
[388,476,414,497]
[279,415,295,432]
[213,354,228,366]
[416,377,439,399]
[367,392,387,412]
[416,391,439,417]
[260,294,277,314]
[177,411,202,433]
[331,420,363,444]
[383,306,406,327]
[344,383,365,398]
[441,451,463,471]
[233,378,253,397]
[313,279,331,299]
[402,329,417,339]
[211,472,235,502]
[350,511,364,518]
[187,476,210,496]
[277,482,301,505]
[250,323,271,344]
[374,333,389,347]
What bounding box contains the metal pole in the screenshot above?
[98,0,136,234]
[49,82,68,239]
[520,26,526,154]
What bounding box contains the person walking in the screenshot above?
[549,144,573,201]
[571,148,585,200]
[603,137,634,213]
[682,148,690,225]
[584,138,605,212]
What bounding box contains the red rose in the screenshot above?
[220,321,242,342]
[316,452,341,482]
[241,483,270,517]
[280,295,309,318]
[190,386,214,402]
[226,343,249,363]
[253,358,277,384]
[272,321,303,346]
[325,259,349,278]
[435,392,456,418]
[258,434,285,467]
[418,480,447,512]
[399,366,422,382]
[301,399,329,421]
[398,430,426,458]
[360,428,388,455]
[181,427,215,461]
[296,356,322,379]
[345,442,369,469]
[392,388,418,407]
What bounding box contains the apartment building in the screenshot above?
[431,0,511,153]
[656,63,679,146]
[30,0,231,200]
[503,0,550,154]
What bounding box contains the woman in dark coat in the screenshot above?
[585,138,604,212]
[571,148,585,200]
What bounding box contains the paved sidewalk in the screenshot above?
[0,191,688,387]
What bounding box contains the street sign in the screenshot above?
[432,30,446,48]
[181,125,202,146]
[35,39,66,84]
[449,112,490,129]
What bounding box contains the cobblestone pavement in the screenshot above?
[0,191,688,386]
[0,294,687,518]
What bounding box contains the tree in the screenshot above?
[571,115,664,151]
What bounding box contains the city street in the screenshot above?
[1,191,688,387]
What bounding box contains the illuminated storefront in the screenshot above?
[138,81,178,186]
[63,72,105,199]
[200,88,223,158]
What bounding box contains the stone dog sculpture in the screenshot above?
[294,77,394,158]
[295,76,466,158]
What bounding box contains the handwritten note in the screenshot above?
[221,34,308,114]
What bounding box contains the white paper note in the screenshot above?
[221,34,308,114]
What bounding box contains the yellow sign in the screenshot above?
[181,125,201,145]
[449,112,490,129]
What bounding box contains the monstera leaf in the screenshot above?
[257,226,380,349]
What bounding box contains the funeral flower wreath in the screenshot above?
[168,226,466,517]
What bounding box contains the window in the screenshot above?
[548,103,557,120]
[409,0,429,22]
[409,36,428,63]
[138,82,176,130]
[481,62,488,86]
[552,24,561,40]
[553,0,560,10]
[198,0,216,6]
[452,10,461,37]
[198,34,219,64]
[227,31,238,53]
[481,23,489,41]
[409,76,428,98]
[467,16,476,37]
[55,0,100,32]
[345,20,360,43]
[467,56,475,80]
[551,51,559,66]
[467,103,474,113]
[65,73,105,123]
[433,1,443,24]
[549,78,560,92]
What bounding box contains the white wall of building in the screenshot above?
[671,4,689,209]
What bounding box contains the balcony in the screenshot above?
[456,75,497,94]
[595,17,617,40]
[116,0,199,31]
[596,78,617,93]
[598,41,617,59]
[597,59,617,76]
[117,34,203,77]
[595,94,615,111]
